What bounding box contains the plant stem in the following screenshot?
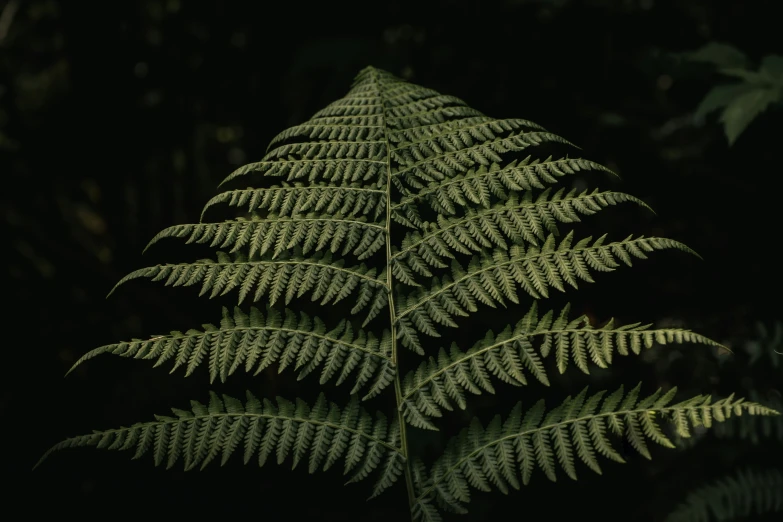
[373,67,416,516]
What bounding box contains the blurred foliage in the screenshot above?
[678,42,783,145]
[664,468,783,522]
[4,0,782,520]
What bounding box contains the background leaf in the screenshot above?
[693,84,754,124]
[720,88,781,145]
[685,42,749,69]
[760,55,783,82]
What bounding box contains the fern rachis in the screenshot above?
[36,67,779,521]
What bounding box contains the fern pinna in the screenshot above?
[36,67,779,521]
[665,468,783,522]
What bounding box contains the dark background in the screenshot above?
[4,0,781,520]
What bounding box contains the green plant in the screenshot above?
[665,468,783,522]
[666,319,783,449]
[684,42,783,145]
[660,319,783,522]
[35,67,779,521]
[713,321,783,444]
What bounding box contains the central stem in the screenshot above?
[373,67,416,514]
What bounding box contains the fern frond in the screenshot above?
[395,233,696,353]
[411,386,779,518]
[219,158,388,188]
[525,302,725,371]
[110,250,389,326]
[399,302,725,429]
[348,73,487,129]
[709,390,783,444]
[51,66,743,518]
[381,94,469,119]
[399,335,545,431]
[391,132,576,192]
[393,189,650,278]
[336,82,438,103]
[144,214,386,260]
[366,417,406,498]
[264,140,386,164]
[387,106,488,130]
[310,104,385,118]
[390,118,547,164]
[67,306,395,398]
[392,157,618,226]
[294,114,384,127]
[268,123,384,149]
[409,458,448,521]
[200,183,386,222]
[351,65,405,85]
[306,87,469,120]
[665,468,783,522]
[35,392,405,489]
[386,116,500,143]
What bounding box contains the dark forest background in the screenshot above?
[5,0,782,520]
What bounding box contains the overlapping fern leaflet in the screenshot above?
[34,392,404,496]
[109,250,389,327]
[394,233,697,354]
[410,385,779,520]
[67,306,395,398]
[400,302,726,430]
[708,390,783,445]
[665,468,783,522]
[200,183,386,222]
[39,66,781,522]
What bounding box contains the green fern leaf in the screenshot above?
[392,156,618,227]
[395,234,697,354]
[267,122,384,149]
[697,390,783,445]
[389,117,544,145]
[67,306,394,397]
[201,183,386,222]
[399,301,724,429]
[392,189,651,278]
[411,386,779,517]
[42,66,777,520]
[35,391,404,488]
[221,157,388,189]
[665,468,783,522]
[145,214,386,260]
[391,132,576,192]
[110,250,389,326]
